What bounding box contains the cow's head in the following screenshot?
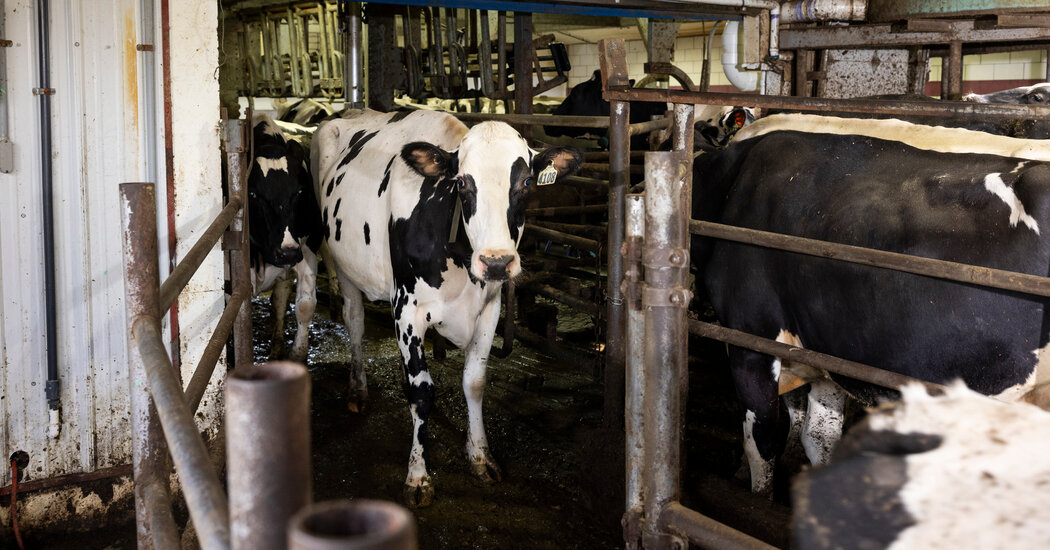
[248,116,314,268]
[697,107,756,149]
[401,122,583,282]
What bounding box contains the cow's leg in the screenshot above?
[289,247,318,362]
[269,274,292,359]
[801,379,847,466]
[781,386,809,466]
[394,297,435,507]
[729,346,781,497]
[336,271,368,413]
[461,294,503,484]
[320,241,344,324]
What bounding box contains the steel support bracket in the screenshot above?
[643,246,689,269]
[642,286,692,309]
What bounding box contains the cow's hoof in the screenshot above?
[344,390,369,411]
[470,456,503,485]
[402,481,434,508]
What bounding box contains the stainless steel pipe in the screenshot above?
[289,500,417,550]
[228,361,312,550]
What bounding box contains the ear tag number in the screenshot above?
[537,162,558,186]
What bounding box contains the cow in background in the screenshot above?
[277,97,336,126]
[312,109,582,506]
[248,113,324,361]
[963,82,1050,104]
[692,113,1050,496]
[793,382,1050,549]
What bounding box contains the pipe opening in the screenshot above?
[231,361,308,382]
[289,500,416,550]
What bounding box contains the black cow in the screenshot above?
[793,382,1050,549]
[691,113,1050,496]
[312,109,582,507]
[248,114,324,360]
[546,70,668,150]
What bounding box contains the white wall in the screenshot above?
[0,0,225,534]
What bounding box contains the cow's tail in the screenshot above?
[491,281,516,359]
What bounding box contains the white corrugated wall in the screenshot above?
[0,0,225,532]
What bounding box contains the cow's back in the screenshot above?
[696,124,1050,397]
[312,109,468,301]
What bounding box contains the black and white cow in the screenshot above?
[691,113,1050,496]
[277,97,336,126]
[963,82,1050,104]
[311,109,582,507]
[793,382,1050,549]
[248,113,324,361]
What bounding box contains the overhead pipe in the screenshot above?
[345,2,364,109]
[669,0,779,59]
[780,0,867,24]
[721,21,761,93]
[35,0,60,438]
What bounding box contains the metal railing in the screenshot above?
[600,36,1050,550]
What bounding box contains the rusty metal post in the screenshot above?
[225,118,253,370]
[623,194,646,549]
[600,38,631,429]
[120,182,180,550]
[944,41,963,100]
[513,12,533,138]
[641,153,689,550]
[228,361,312,550]
[288,500,417,550]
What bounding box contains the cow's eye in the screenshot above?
[249,191,256,198]
[457,176,466,188]
[523,177,533,187]
[297,188,303,194]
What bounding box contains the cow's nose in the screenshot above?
[479,254,515,280]
[275,247,303,267]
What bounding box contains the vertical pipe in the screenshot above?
[0,0,13,174]
[603,100,629,428]
[289,500,417,550]
[36,0,61,436]
[345,2,364,108]
[226,118,252,370]
[496,11,507,98]
[641,152,688,550]
[120,182,180,550]
[623,194,646,549]
[228,362,312,550]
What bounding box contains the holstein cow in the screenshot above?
[963,81,1050,104]
[793,382,1050,549]
[311,109,582,506]
[248,113,324,361]
[691,113,1050,496]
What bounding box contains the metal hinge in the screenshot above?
[643,246,688,268]
[641,286,692,308]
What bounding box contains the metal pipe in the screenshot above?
[603,99,630,429]
[530,220,606,239]
[120,182,180,550]
[288,499,417,550]
[690,219,1050,298]
[185,286,250,413]
[452,112,613,127]
[158,196,243,314]
[688,319,948,394]
[780,0,867,24]
[225,118,253,370]
[659,502,778,550]
[524,224,600,253]
[525,204,608,217]
[641,151,688,549]
[346,2,364,108]
[627,117,671,136]
[623,194,645,548]
[228,362,312,550]
[605,86,1050,121]
[36,0,61,435]
[134,318,231,550]
[0,0,13,174]
[534,284,600,317]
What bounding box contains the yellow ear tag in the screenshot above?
[537,162,558,186]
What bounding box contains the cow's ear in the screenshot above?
[401,142,458,178]
[590,69,601,81]
[533,146,583,183]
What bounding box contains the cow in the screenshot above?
[963,82,1050,104]
[310,108,582,507]
[277,97,336,126]
[793,382,1050,549]
[690,113,1050,496]
[248,113,324,361]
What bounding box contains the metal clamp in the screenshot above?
[643,246,689,268]
[136,44,154,52]
[33,87,56,96]
[642,286,692,308]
